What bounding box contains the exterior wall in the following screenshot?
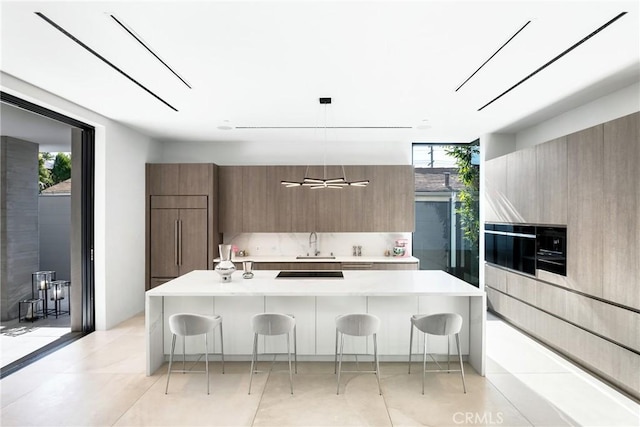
[38,194,71,281]
[0,137,39,321]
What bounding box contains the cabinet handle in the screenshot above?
[174,220,179,265]
[178,220,183,266]
[342,263,373,269]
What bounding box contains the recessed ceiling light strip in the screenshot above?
[478,11,628,111]
[455,20,531,92]
[35,12,178,112]
[110,14,192,89]
[236,126,412,129]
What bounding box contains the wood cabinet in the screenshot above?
[386,165,415,231]
[484,156,507,223]
[218,165,414,233]
[602,112,639,308]
[536,136,567,225]
[342,262,418,270]
[147,163,212,195]
[146,163,217,289]
[254,261,418,270]
[567,124,604,298]
[506,147,537,223]
[218,166,243,232]
[149,196,208,281]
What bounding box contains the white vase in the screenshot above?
[215,244,236,282]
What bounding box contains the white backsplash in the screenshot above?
[222,233,412,257]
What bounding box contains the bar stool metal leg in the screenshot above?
[456,333,467,393]
[165,334,177,394]
[248,332,258,394]
[408,320,414,373]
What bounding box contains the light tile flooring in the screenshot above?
[0,313,71,367]
[1,312,638,426]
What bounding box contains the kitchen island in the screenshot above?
[145,269,485,376]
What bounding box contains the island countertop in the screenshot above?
[145,269,486,376]
[146,269,482,297]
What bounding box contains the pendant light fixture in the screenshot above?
[281,98,369,189]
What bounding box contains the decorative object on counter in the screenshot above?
[357,245,362,256]
[237,250,247,257]
[214,244,236,282]
[392,246,405,257]
[280,98,369,189]
[384,249,391,257]
[393,239,408,257]
[352,245,357,256]
[242,261,254,279]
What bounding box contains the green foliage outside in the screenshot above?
[445,144,480,248]
[38,152,54,191]
[51,152,71,183]
[39,152,71,192]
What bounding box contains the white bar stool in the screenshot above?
[408,312,466,394]
[165,313,224,395]
[334,313,382,395]
[248,313,296,395]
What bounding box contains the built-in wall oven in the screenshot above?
[485,223,567,276]
[536,226,567,276]
[485,224,536,275]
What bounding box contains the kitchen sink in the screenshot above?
[295,256,336,260]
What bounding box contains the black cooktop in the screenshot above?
[276,271,344,279]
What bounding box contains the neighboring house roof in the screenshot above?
[41,178,71,194]
[414,167,464,192]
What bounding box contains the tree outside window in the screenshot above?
[39,152,71,192]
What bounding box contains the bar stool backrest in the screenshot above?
[336,313,380,336]
[412,313,462,336]
[169,313,221,337]
[251,313,295,336]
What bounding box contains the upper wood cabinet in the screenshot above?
[218,166,243,232]
[484,156,507,223]
[385,165,415,231]
[218,165,414,233]
[536,136,568,225]
[506,147,537,223]
[147,163,212,195]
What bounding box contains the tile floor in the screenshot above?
[0,313,71,367]
[0,312,638,426]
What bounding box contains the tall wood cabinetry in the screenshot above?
[146,164,218,290]
[484,111,640,401]
[602,111,639,308]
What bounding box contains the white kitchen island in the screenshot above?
[145,269,486,376]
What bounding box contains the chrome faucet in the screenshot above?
[309,231,319,256]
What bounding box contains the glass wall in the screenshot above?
[413,143,479,286]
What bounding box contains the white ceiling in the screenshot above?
[1,1,638,146]
[0,103,73,151]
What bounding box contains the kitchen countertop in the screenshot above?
[145,269,486,376]
[146,269,481,297]
[216,255,420,263]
